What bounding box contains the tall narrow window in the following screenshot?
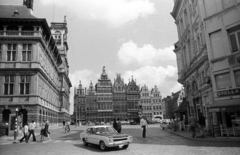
[20,75,30,94]
[22,44,32,61]
[7,44,17,61]
[234,70,240,87]
[4,75,14,95]
[229,28,240,53]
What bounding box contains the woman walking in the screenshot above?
[44,120,52,141]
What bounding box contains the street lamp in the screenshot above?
[13,108,18,144]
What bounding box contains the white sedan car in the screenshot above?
[80,125,133,151]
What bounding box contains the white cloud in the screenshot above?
[40,0,155,27]
[121,66,181,97]
[117,41,176,66]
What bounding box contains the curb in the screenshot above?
[163,129,240,142]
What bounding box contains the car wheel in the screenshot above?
[122,144,129,149]
[83,139,88,146]
[99,141,107,151]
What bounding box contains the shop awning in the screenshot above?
[209,98,240,108]
[174,99,187,112]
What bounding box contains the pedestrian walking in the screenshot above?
[140,116,148,138]
[44,120,52,141]
[198,113,206,138]
[113,119,118,131]
[28,120,36,142]
[189,114,197,138]
[63,120,65,129]
[40,121,46,142]
[117,118,122,133]
[19,123,29,143]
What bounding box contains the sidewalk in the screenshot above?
[164,128,240,142]
[0,125,63,145]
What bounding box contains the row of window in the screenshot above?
[141,99,161,103]
[0,44,32,61]
[4,75,30,95]
[143,106,161,111]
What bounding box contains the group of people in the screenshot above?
[189,113,206,138]
[63,120,71,133]
[112,118,122,133]
[19,120,52,143]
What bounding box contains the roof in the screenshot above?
[0,5,36,19]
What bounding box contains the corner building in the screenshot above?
[172,0,240,136]
[0,0,72,128]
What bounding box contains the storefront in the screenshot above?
[209,98,240,137]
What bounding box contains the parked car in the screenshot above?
[80,125,133,151]
[160,120,170,130]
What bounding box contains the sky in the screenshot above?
[1,0,181,114]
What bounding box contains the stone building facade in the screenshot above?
[0,1,71,129]
[171,0,240,135]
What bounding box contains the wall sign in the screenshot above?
[217,88,240,97]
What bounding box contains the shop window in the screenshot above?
[234,70,240,87]
[215,72,231,90]
[4,75,14,95]
[228,26,240,53]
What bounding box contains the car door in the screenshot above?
[87,128,97,144]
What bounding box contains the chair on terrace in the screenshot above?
[220,124,228,137]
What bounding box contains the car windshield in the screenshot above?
[95,127,117,134]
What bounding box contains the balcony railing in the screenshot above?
[0,30,41,36]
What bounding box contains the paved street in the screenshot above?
[0,125,240,155]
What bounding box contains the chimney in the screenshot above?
[23,0,34,14]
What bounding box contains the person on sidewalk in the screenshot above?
[19,123,29,143]
[28,120,36,142]
[198,113,206,138]
[140,116,148,138]
[117,118,122,133]
[44,120,52,142]
[113,119,118,131]
[189,114,197,138]
[40,120,46,142]
[62,120,65,129]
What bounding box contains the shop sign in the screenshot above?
[217,88,240,97]
[209,108,220,112]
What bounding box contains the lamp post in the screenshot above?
[13,108,18,144]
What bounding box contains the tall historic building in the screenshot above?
[126,77,140,121]
[0,0,71,129]
[171,0,212,129]
[95,66,113,123]
[112,74,127,120]
[172,0,240,136]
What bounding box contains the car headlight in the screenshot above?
[108,138,114,143]
[128,136,133,141]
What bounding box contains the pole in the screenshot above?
[13,108,18,144]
